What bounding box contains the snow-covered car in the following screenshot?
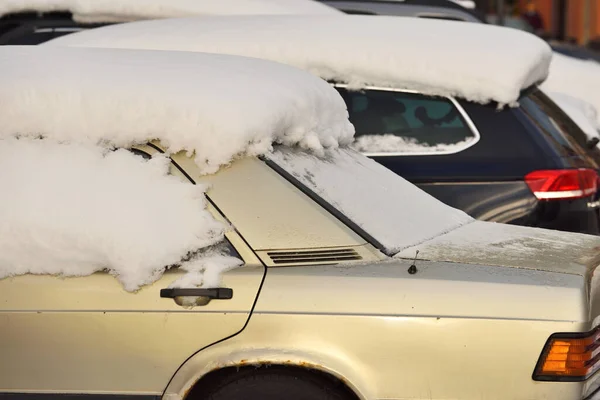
[0,0,340,45]
[3,45,600,400]
[46,15,600,236]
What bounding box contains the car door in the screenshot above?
[0,147,265,397]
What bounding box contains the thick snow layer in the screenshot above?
[543,52,600,127]
[0,138,238,292]
[0,0,339,22]
[267,147,473,255]
[395,221,600,276]
[45,15,552,106]
[546,91,599,140]
[0,46,353,174]
[352,134,474,154]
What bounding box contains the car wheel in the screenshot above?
[192,366,356,400]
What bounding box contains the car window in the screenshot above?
[337,87,479,155]
[519,89,595,161]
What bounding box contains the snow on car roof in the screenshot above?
[46,15,553,106]
[0,0,339,23]
[0,46,353,174]
[542,52,600,127]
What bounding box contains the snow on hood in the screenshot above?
[395,220,600,276]
[45,15,552,106]
[543,52,600,127]
[0,138,240,292]
[0,46,354,174]
[546,91,600,141]
[0,0,340,23]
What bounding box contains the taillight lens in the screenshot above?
[533,328,600,381]
[525,169,598,200]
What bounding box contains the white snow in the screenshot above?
[450,0,476,9]
[395,220,600,276]
[0,46,354,175]
[0,0,340,23]
[543,52,600,127]
[0,138,237,292]
[546,91,600,141]
[352,134,475,155]
[45,15,552,106]
[267,147,473,255]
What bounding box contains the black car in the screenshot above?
[335,84,600,234]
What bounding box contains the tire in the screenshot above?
[192,366,356,400]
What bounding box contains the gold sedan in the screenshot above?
[2,141,600,400]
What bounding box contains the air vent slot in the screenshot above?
[266,248,362,265]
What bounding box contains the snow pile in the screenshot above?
[46,15,552,106]
[546,91,599,141]
[0,0,340,22]
[267,147,473,254]
[0,46,354,174]
[543,52,600,127]
[352,134,475,154]
[0,138,240,292]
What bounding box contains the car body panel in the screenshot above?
[164,260,593,400]
[396,220,600,277]
[417,180,538,223]
[0,265,264,394]
[169,148,371,252]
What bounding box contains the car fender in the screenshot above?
[162,343,371,400]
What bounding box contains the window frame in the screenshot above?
[128,143,261,267]
[333,83,482,157]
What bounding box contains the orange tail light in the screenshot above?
[534,328,600,381]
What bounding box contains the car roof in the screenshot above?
[47,14,552,106]
[0,45,353,174]
[320,0,484,22]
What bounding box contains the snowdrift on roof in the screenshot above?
[47,15,553,106]
[0,0,340,23]
[543,52,600,127]
[546,91,599,141]
[0,46,353,174]
[0,138,240,291]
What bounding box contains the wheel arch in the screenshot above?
[161,347,372,400]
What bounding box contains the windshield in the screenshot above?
[266,147,473,255]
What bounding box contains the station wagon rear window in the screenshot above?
[336,87,480,156]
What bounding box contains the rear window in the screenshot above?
[337,87,479,155]
[519,88,594,161]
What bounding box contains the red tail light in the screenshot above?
[525,169,598,200]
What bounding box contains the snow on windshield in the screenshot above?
[267,147,473,254]
[0,139,240,292]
